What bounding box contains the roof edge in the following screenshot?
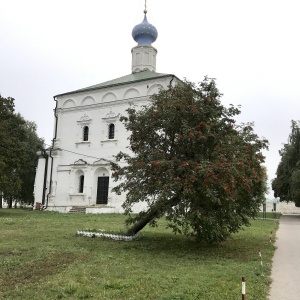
[54,73,181,98]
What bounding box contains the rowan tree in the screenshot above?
[112,77,268,243]
[272,120,300,206]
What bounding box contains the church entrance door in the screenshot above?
[96,177,109,204]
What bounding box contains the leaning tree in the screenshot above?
[111,77,268,243]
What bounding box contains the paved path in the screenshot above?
[268,214,300,300]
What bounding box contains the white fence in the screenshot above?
[261,202,300,214]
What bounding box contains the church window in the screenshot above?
[79,175,84,193]
[83,126,89,141]
[108,124,115,139]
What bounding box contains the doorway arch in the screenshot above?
[94,167,110,205]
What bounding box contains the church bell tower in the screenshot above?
[131,3,158,73]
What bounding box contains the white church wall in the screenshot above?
[33,7,184,214]
[33,153,47,207]
[35,74,176,213]
[123,88,140,98]
[81,96,95,106]
[62,99,75,108]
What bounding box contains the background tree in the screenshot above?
[0,95,44,208]
[0,95,26,207]
[112,78,268,244]
[272,120,300,206]
[15,116,44,205]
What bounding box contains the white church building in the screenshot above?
[33,7,180,213]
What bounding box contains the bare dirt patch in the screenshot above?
[0,253,80,288]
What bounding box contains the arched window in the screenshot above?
[108,124,115,139]
[83,126,89,141]
[79,175,84,193]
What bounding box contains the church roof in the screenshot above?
[55,71,178,97]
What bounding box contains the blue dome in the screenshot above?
[132,13,158,46]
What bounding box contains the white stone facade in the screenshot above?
[34,74,179,213]
[33,9,181,213]
[132,45,157,73]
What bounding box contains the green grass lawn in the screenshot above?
[0,209,278,300]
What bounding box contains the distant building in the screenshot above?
[34,8,180,213]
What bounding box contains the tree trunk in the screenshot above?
[126,195,181,236]
[0,193,2,209]
[8,197,13,209]
[126,207,162,236]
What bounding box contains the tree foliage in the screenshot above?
[15,116,44,205]
[0,95,26,202]
[112,78,268,244]
[0,95,44,207]
[272,120,300,206]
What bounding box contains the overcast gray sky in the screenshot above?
[0,0,299,196]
